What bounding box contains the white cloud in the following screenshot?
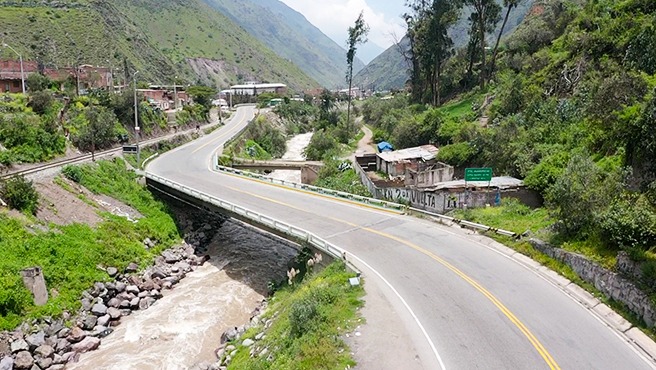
[280,0,405,49]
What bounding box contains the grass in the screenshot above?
[440,93,485,120]
[0,158,180,330]
[227,261,364,370]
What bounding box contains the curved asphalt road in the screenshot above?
[148,106,655,370]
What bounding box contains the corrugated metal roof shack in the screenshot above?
[376,145,439,177]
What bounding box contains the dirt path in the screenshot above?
[348,124,376,162]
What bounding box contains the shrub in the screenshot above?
[304,130,338,161]
[62,165,83,183]
[437,142,476,167]
[598,193,656,250]
[547,153,624,236]
[28,91,54,115]
[1,175,39,214]
[289,298,319,338]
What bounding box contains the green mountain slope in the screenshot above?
[0,0,318,90]
[354,0,535,91]
[202,0,363,89]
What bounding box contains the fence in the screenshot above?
[145,172,361,273]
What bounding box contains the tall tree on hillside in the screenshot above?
[489,0,522,81]
[346,11,369,131]
[404,0,461,105]
[408,0,461,106]
[464,0,501,88]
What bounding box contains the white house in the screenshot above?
[230,82,287,96]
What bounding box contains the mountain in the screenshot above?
[202,0,364,89]
[0,0,318,91]
[353,0,536,91]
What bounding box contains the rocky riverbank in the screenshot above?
[0,207,224,370]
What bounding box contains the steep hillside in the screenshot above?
[203,0,363,88]
[354,0,535,91]
[0,0,318,90]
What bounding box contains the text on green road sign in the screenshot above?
[465,167,493,182]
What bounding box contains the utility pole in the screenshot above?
[133,70,140,165]
[3,43,26,94]
[173,76,178,110]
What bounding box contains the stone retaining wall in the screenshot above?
[529,238,656,326]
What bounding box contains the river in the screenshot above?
[70,220,298,370]
[267,132,313,183]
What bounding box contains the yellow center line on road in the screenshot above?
[223,182,561,370]
[191,112,250,154]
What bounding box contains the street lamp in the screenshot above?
[133,70,140,164]
[2,43,26,94]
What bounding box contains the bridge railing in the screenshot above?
[145,172,359,273]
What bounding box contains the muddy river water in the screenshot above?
[72,133,312,369]
[70,221,298,370]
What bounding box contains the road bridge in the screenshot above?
[146,106,656,370]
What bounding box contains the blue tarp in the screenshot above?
[377,141,394,152]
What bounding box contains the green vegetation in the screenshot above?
[314,160,371,197]
[227,261,364,370]
[205,0,363,88]
[0,93,66,164]
[228,115,287,160]
[0,0,317,90]
[0,175,40,215]
[0,159,180,330]
[353,0,536,91]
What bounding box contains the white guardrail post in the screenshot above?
[145,172,359,273]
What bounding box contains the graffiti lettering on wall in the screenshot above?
[382,188,439,209]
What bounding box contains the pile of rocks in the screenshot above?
[0,241,211,370]
[210,301,273,369]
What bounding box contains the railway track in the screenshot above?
[0,124,212,180]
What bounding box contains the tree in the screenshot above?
[26,73,51,92]
[346,11,369,132]
[464,0,501,88]
[187,85,217,115]
[406,0,461,106]
[76,106,119,161]
[489,0,522,81]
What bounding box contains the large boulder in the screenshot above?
[67,327,86,343]
[0,357,14,370]
[220,328,238,344]
[97,314,111,327]
[106,267,118,277]
[34,344,54,358]
[125,263,138,273]
[138,297,156,310]
[25,332,45,351]
[14,351,34,369]
[36,356,53,369]
[162,251,180,264]
[82,315,98,330]
[10,339,29,353]
[90,303,108,316]
[107,308,121,320]
[71,337,100,353]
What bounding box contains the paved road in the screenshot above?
[148,106,655,370]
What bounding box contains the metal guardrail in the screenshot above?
[145,172,360,273]
[214,164,406,211]
[212,164,519,239]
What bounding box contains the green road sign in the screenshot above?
[465,167,493,182]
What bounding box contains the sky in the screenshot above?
[280,0,408,63]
